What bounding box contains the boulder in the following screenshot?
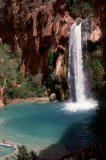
[50,93,56,101]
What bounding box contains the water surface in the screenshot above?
[0,102,96,158]
[0,145,15,158]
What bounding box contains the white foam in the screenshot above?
[63,99,98,112]
[66,21,98,112]
[0,142,17,149]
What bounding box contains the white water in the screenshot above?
[0,142,17,149]
[65,22,97,112]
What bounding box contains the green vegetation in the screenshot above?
[64,0,93,18]
[0,44,46,103]
[64,0,71,6]
[86,38,105,92]
[47,46,54,88]
[12,146,37,160]
[90,25,106,143]
[5,74,46,100]
[0,44,21,101]
[90,54,105,88]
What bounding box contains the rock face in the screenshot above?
[0,0,103,77]
[53,54,67,82]
[0,0,104,100]
[89,18,102,43]
[0,0,74,81]
[94,0,106,23]
[89,26,102,43]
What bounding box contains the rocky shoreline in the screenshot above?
[0,97,49,108]
[5,97,50,105]
[0,93,57,108]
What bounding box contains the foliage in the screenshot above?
[54,82,62,100]
[92,33,106,142]
[0,44,22,100]
[90,51,105,89]
[10,49,22,61]
[73,1,92,18]
[64,0,93,18]
[5,74,46,100]
[47,46,54,88]
[0,44,46,102]
[14,146,37,160]
[63,0,71,6]
[87,38,106,90]
[0,44,20,86]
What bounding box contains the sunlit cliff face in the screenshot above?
[0,0,104,81]
[0,0,73,78]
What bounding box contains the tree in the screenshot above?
[0,44,46,103]
[47,46,54,88]
[15,146,37,160]
[0,44,21,103]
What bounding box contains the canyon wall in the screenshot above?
[0,0,74,82]
[94,0,106,23]
[0,0,104,78]
[0,0,105,99]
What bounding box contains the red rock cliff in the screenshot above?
[0,0,104,82]
[0,0,74,80]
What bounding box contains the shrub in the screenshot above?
[64,0,93,18]
[47,46,54,88]
[14,146,37,160]
[5,75,46,100]
[0,44,47,101]
[90,54,105,89]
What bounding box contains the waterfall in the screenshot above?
[68,22,87,102]
[64,21,97,112]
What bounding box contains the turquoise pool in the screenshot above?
[0,102,96,159]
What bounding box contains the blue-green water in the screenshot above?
[0,102,96,158]
[0,145,15,157]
